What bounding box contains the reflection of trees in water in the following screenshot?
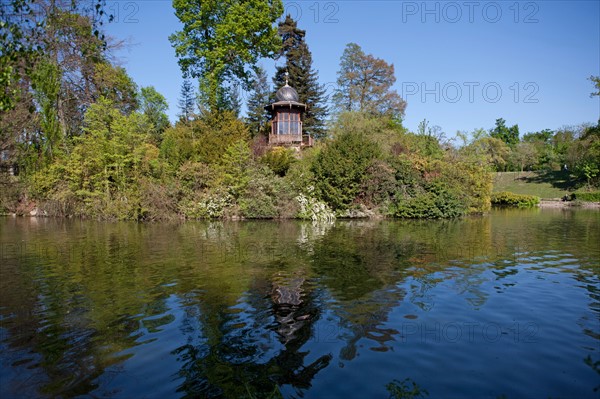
[337,287,406,361]
[172,267,331,398]
[0,219,150,398]
[3,213,599,398]
[386,378,429,398]
[308,223,413,360]
[296,221,335,251]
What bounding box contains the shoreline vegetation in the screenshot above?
[2,198,599,220]
[2,2,599,222]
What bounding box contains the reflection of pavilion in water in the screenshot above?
[271,275,314,344]
[172,269,331,397]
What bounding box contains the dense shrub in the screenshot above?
[160,111,249,167]
[391,181,467,219]
[572,191,600,202]
[261,147,296,176]
[0,175,23,213]
[358,159,397,207]
[312,131,381,210]
[179,189,232,219]
[491,191,540,208]
[238,166,278,218]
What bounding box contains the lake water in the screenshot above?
[1,209,599,398]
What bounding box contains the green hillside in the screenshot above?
[492,171,577,199]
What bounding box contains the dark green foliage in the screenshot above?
[391,181,467,219]
[239,168,278,218]
[93,63,139,114]
[177,79,196,123]
[359,160,397,207]
[490,118,519,149]
[491,192,540,208]
[31,58,62,160]
[572,191,600,202]
[272,15,328,139]
[311,131,381,210]
[221,140,253,198]
[569,121,600,186]
[246,67,271,137]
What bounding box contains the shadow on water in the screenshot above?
[0,211,598,398]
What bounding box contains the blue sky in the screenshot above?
[105,0,600,138]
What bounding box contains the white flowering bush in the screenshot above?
[180,191,232,219]
[296,186,335,222]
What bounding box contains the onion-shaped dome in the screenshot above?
[276,84,300,102]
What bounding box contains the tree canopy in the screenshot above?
[169,0,283,111]
[333,43,406,120]
[272,15,328,139]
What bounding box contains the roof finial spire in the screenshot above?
[284,71,289,86]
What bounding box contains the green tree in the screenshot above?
[552,127,576,168]
[312,131,381,210]
[522,129,555,170]
[229,84,242,117]
[461,136,510,171]
[0,0,111,112]
[177,78,196,123]
[92,63,139,114]
[490,118,519,148]
[568,121,600,186]
[221,139,253,198]
[246,66,271,138]
[511,141,537,172]
[139,86,170,144]
[272,15,328,139]
[161,110,249,167]
[333,43,406,120]
[169,0,283,111]
[31,58,62,161]
[261,146,295,176]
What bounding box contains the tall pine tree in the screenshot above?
[177,79,196,123]
[246,67,271,138]
[272,15,327,139]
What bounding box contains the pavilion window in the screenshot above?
[276,111,300,135]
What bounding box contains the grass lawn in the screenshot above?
[492,171,578,199]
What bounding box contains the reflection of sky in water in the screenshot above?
[0,210,598,398]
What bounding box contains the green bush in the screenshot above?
[312,131,381,210]
[238,173,278,219]
[390,181,467,219]
[491,191,540,208]
[261,147,296,176]
[572,191,600,202]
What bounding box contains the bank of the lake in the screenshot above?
[1,208,598,398]
[538,199,600,209]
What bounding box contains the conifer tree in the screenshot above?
[246,67,271,138]
[272,15,327,139]
[177,79,196,123]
